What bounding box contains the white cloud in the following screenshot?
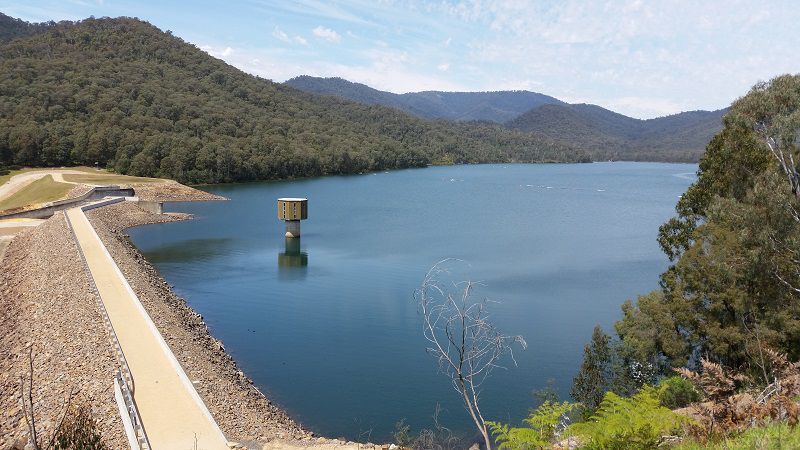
[199,45,234,58]
[428,0,799,117]
[312,26,342,43]
[196,41,467,93]
[273,27,308,46]
[175,1,800,118]
[605,96,685,119]
[272,27,291,43]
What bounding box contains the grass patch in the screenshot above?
[677,422,800,449]
[0,167,39,185]
[0,166,100,185]
[62,173,163,185]
[0,175,73,211]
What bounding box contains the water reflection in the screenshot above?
[142,238,234,263]
[278,237,308,279]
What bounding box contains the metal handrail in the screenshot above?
[116,370,151,450]
[64,210,150,449]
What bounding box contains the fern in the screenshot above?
[566,386,690,449]
[488,401,579,449]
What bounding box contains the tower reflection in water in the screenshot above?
[278,237,308,280]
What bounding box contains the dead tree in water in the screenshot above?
[416,260,527,450]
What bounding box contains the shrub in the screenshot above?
[676,420,800,450]
[53,404,107,450]
[392,418,412,447]
[487,401,579,449]
[659,376,701,409]
[676,351,800,440]
[566,386,691,450]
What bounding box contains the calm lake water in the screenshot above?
[128,162,696,442]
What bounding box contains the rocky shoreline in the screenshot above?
[86,201,311,446]
[1,182,386,450]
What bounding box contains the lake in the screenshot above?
[128,162,696,442]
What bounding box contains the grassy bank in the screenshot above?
[0,175,73,211]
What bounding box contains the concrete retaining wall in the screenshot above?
[0,186,135,220]
[136,201,163,214]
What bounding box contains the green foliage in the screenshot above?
[0,14,587,184]
[657,115,768,260]
[506,103,725,162]
[571,325,657,416]
[615,74,800,373]
[676,420,800,450]
[53,404,108,450]
[285,75,563,123]
[571,326,613,413]
[488,401,579,449]
[0,13,55,41]
[530,378,560,407]
[732,74,800,169]
[566,386,691,450]
[658,376,700,409]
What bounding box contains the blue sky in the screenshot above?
[2,0,799,119]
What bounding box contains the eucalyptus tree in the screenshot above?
[613,75,800,375]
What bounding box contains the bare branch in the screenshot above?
[415,260,527,450]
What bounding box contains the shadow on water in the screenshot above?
[143,238,236,263]
[278,237,308,280]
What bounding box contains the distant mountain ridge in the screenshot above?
[285,75,726,162]
[285,76,565,123]
[506,103,727,161]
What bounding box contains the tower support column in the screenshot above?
[285,220,301,238]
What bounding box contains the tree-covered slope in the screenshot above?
[506,103,727,162]
[286,75,727,162]
[0,15,585,184]
[0,13,53,41]
[285,76,565,123]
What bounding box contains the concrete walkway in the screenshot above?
[65,207,230,450]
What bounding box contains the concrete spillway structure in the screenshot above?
[277,197,308,238]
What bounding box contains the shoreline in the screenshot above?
[0,181,384,449]
[86,200,312,445]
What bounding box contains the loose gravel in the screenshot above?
[0,214,127,449]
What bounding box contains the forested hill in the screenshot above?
[0,15,585,184]
[0,12,55,41]
[285,76,565,123]
[506,103,727,162]
[287,75,726,162]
